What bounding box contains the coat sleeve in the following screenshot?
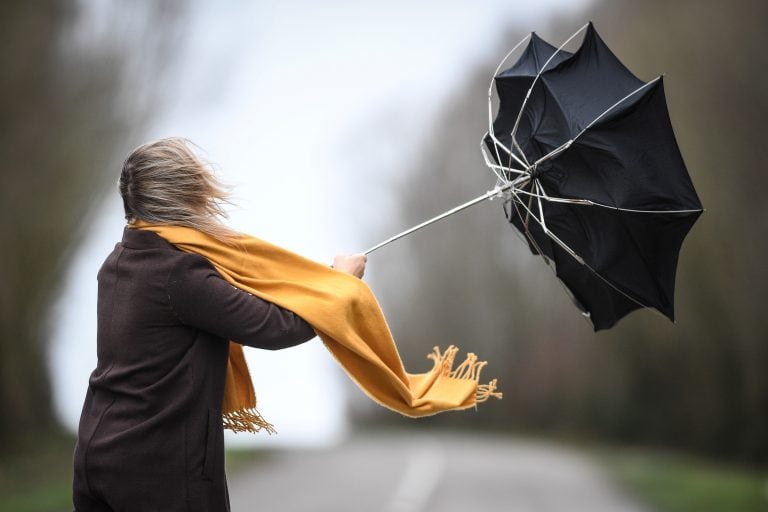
[166,253,316,350]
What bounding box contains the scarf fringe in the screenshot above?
[428,345,458,375]
[428,345,503,402]
[476,379,503,403]
[222,407,277,434]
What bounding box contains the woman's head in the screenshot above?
[119,138,236,240]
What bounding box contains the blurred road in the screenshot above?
[228,431,651,512]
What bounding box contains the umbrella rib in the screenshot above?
[510,191,654,313]
[522,186,535,233]
[573,77,662,141]
[512,138,531,168]
[509,22,590,147]
[512,191,583,264]
[481,144,510,183]
[534,179,548,233]
[481,144,525,181]
[488,33,532,89]
[485,131,528,171]
[511,188,702,214]
[509,191,552,270]
[508,192,593,322]
[486,33,534,179]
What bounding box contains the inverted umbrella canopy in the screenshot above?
[483,22,703,330]
[364,22,702,331]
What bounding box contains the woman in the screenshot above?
[72,138,366,511]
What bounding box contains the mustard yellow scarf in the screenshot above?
[134,223,501,432]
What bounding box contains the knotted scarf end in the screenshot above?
[428,345,503,403]
[476,378,503,402]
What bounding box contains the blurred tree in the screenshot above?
[0,1,183,451]
[365,0,768,464]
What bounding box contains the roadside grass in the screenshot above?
[602,448,768,512]
[0,431,74,512]
[224,447,271,473]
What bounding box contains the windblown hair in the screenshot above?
[119,138,237,242]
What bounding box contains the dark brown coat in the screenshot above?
[73,228,315,512]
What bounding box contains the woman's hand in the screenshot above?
[332,253,367,279]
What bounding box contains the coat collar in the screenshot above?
[121,226,178,251]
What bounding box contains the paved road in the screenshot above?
[228,431,651,512]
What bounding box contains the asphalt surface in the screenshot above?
[228,431,652,512]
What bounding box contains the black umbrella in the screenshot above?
[365,22,702,331]
[482,22,703,330]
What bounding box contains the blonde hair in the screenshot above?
[119,138,237,242]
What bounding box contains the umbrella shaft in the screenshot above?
[363,181,517,255]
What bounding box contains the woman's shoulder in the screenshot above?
[167,250,219,289]
[98,229,216,283]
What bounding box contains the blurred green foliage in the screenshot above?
[0,430,73,512]
[0,2,182,450]
[605,448,768,512]
[366,0,768,465]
